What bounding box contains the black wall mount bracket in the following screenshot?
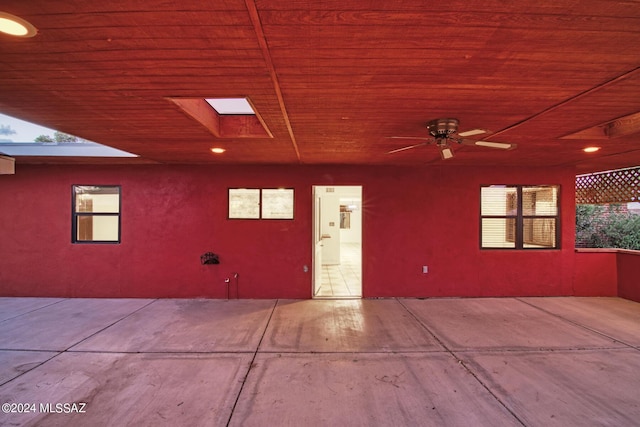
[200,252,220,265]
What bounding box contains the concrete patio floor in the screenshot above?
[0,297,639,426]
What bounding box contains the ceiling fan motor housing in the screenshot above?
[427,118,459,137]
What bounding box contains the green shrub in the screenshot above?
[576,204,640,250]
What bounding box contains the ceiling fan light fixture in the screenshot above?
[583,146,600,153]
[440,145,454,160]
[427,118,459,137]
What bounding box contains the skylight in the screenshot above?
[0,113,137,157]
[169,96,271,138]
[205,98,255,115]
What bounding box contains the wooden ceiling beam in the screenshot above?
[489,67,640,139]
[244,0,300,163]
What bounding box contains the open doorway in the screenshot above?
[312,185,362,299]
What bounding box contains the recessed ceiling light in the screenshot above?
[210,147,226,154]
[0,12,37,37]
[205,98,255,115]
[583,146,600,153]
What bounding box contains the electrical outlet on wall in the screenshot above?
[422,266,429,274]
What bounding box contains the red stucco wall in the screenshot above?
[618,251,640,303]
[573,250,618,296]
[0,164,577,298]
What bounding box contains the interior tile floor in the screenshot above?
[316,242,361,298]
[1,296,640,426]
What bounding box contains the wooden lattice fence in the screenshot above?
[576,166,640,204]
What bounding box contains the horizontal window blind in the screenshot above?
[481,185,559,250]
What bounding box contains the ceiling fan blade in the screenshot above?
[460,139,516,150]
[458,128,488,137]
[474,140,517,150]
[387,136,432,140]
[387,142,430,154]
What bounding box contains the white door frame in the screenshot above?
[312,186,323,297]
[312,185,362,299]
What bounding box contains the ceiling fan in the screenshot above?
[388,118,517,160]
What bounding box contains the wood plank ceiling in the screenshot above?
[0,0,639,173]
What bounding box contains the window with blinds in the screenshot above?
[481,185,560,249]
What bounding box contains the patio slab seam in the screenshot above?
[0,351,60,388]
[0,299,159,388]
[516,297,640,351]
[255,349,452,354]
[226,298,279,426]
[0,298,67,323]
[394,298,528,427]
[63,299,159,352]
[451,346,633,354]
